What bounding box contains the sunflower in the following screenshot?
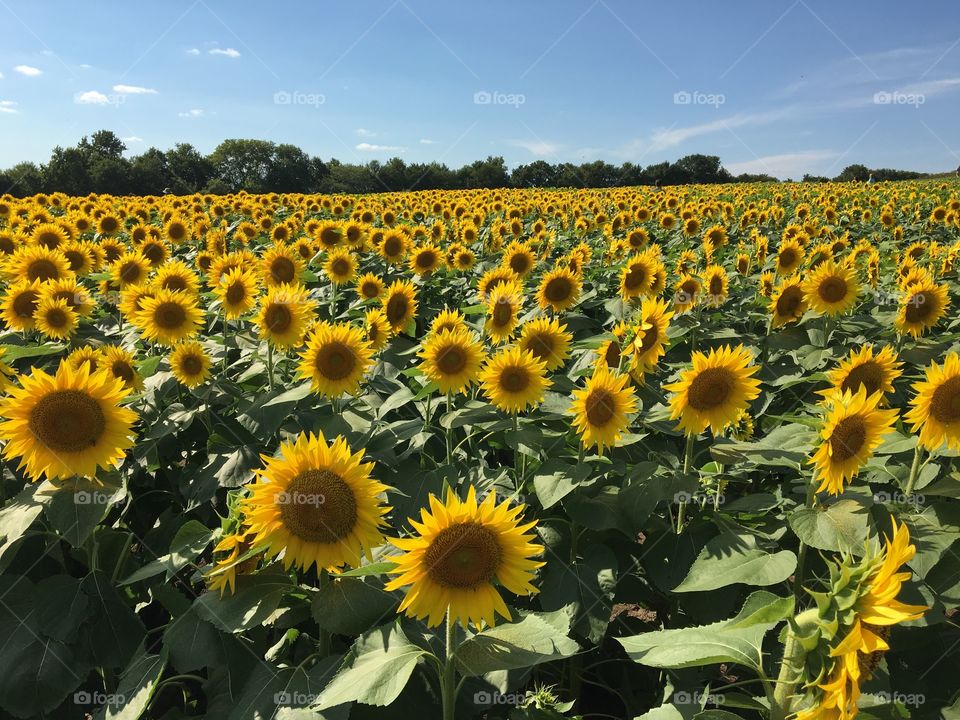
[776,239,804,275]
[673,274,701,313]
[517,316,572,371]
[665,345,761,436]
[820,345,902,402]
[40,276,95,317]
[770,276,808,328]
[135,289,203,346]
[66,346,102,374]
[485,281,522,344]
[537,267,581,313]
[417,316,486,391]
[61,240,95,275]
[5,244,72,283]
[240,432,389,572]
[204,530,259,597]
[100,345,142,391]
[503,242,536,278]
[386,486,543,629]
[378,229,408,263]
[619,251,658,299]
[702,264,729,307]
[894,278,949,337]
[904,352,960,452]
[803,260,859,316]
[324,249,357,285]
[758,271,775,298]
[256,284,315,348]
[0,360,137,481]
[298,322,373,398]
[362,308,393,351]
[34,296,78,340]
[381,279,418,333]
[810,388,897,495]
[631,297,673,374]
[168,340,212,389]
[154,260,200,296]
[1,279,43,331]
[30,222,68,250]
[216,267,259,319]
[480,347,551,413]
[260,244,304,287]
[355,272,385,300]
[110,251,150,288]
[410,243,443,275]
[429,308,467,336]
[570,367,638,452]
[477,267,516,301]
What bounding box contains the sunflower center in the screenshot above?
[545,277,572,302]
[905,292,933,322]
[779,249,796,267]
[709,276,723,296]
[180,354,204,376]
[930,376,960,424]
[386,294,409,325]
[278,469,357,543]
[829,415,866,461]
[154,302,187,329]
[45,307,69,329]
[268,258,294,284]
[65,251,85,270]
[492,300,513,327]
[331,259,351,277]
[162,276,188,292]
[28,390,106,454]
[120,262,143,284]
[686,367,734,411]
[226,281,247,305]
[819,277,848,303]
[437,346,467,375]
[383,238,402,257]
[510,254,530,274]
[265,304,292,333]
[425,521,502,588]
[316,341,356,380]
[111,361,135,383]
[143,243,164,264]
[500,366,530,393]
[776,286,803,316]
[841,361,883,396]
[30,259,59,281]
[586,389,616,427]
[528,334,554,362]
[13,291,39,318]
[639,324,659,353]
[624,266,646,290]
[604,342,621,369]
[361,281,380,299]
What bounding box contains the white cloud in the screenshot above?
[186,48,201,56]
[14,65,42,77]
[650,107,793,150]
[75,90,110,105]
[355,142,405,152]
[113,84,157,95]
[419,138,437,145]
[0,72,4,79]
[726,150,835,179]
[355,128,376,138]
[122,135,144,143]
[78,64,92,70]
[178,108,205,117]
[509,139,558,157]
[209,48,240,58]
[0,100,18,114]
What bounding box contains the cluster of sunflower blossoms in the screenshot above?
[776,521,926,720]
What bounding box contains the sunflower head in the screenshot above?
[905,351,960,452]
[170,340,212,389]
[480,346,551,414]
[419,327,485,395]
[570,367,638,452]
[298,322,373,398]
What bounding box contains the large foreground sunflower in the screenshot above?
[298,322,373,397]
[810,388,897,495]
[239,432,389,572]
[386,487,543,629]
[570,367,638,452]
[665,345,761,436]
[904,351,960,452]
[0,361,137,481]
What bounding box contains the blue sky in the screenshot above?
[1,0,959,179]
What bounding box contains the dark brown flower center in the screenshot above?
[829,415,866,461]
[154,301,187,330]
[586,388,616,426]
[686,367,734,411]
[545,277,572,302]
[271,257,297,284]
[265,303,292,333]
[277,469,357,543]
[316,341,356,380]
[29,390,106,453]
[840,361,883,396]
[819,276,848,304]
[425,521,502,588]
[930,376,960,424]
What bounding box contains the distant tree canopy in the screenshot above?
[0,130,934,197]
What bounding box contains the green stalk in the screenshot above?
[445,392,453,466]
[676,432,696,534]
[266,342,275,391]
[772,609,817,719]
[793,471,817,602]
[441,610,458,720]
[318,569,331,657]
[904,443,924,497]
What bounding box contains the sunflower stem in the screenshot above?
[676,433,696,534]
[793,471,817,602]
[512,412,523,485]
[318,569,331,657]
[266,342,275,391]
[445,392,453,467]
[441,610,458,720]
[904,443,924,497]
[772,609,817,719]
[330,282,338,320]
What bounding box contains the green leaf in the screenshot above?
[337,561,397,577]
[0,342,65,362]
[121,520,215,585]
[709,424,814,467]
[34,575,89,643]
[532,460,591,509]
[315,622,429,709]
[0,483,45,569]
[789,499,869,554]
[41,479,122,547]
[674,533,796,592]
[454,610,580,676]
[310,578,399,636]
[195,571,294,633]
[81,571,146,669]
[93,651,166,720]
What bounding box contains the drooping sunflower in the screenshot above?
[240,432,389,572]
[381,279,418,333]
[904,351,960,452]
[803,259,860,316]
[894,278,949,338]
[665,344,761,436]
[1,279,43,331]
[362,308,393,351]
[485,281,522,344]
[34,296,78,340]
[169,340,212,388]
[537,266,581,313]
[570,367,638,452]
[517,316,572,371]
[619,251,658,299]
[355,272,385,300]
[256,284,315,348]
[419,327,485,395]
[770,276,808,328]
[134,288,204,346]
[323,248,357,285]
[810,388,897,495]
[480,347,551,413]
[386,486,543,629]
[0,360,137,481]
[298,322,373,398]
[216,267,259,319]
[820,344,902,403]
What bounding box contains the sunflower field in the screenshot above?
[0,182,959,720]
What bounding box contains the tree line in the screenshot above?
[0,130,931,197]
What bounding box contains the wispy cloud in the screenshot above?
[355,142,404,152]
[14,65,42,77]
[0,100,18,114]
[419,138,437,145]
[355,128,376,138]
[651,107,793,150]
[0,72,4,79]
[122,135,144,143]
[113,84,157,95]
[509,139,559,157]
[209,48,240,58]
[75,90,110,105]
[186,48,201,56]
[178,108,205,117]
[78,64,92,70]
[726,150,835,179]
